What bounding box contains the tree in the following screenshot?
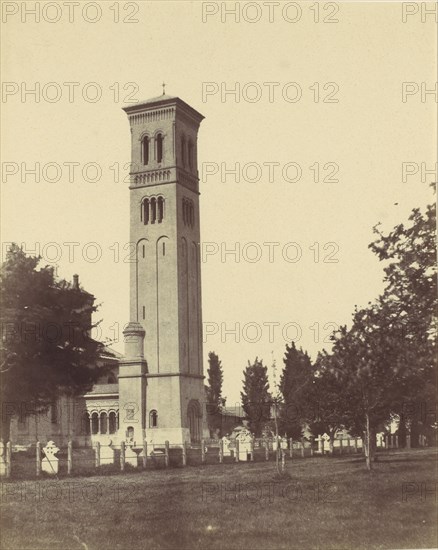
[278,342,313,439]
[369,203,437,445]
[308,352,353,455]
[329,301,419,470]
[205,351,225,436]
[316,201,437,469]
[241,358,271,437]
[0,244,107,440]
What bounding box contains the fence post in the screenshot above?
[142,440,148,468]
[281,448,285,471]
[164,441,169,468]
[36,441,41,477]
[67,440,73,475]
[310,437,314,457]
[6,442,11,478]
[385,435,389,449]
[250,438,254,461]
[182,441,187,466]
[264,438,269,461]
[354,438,358,453]
[406,434,411,449]
[235,439,239,462]
[395,435,399,449]
[289,438,293,459]
[301,438,305,458]
[95,441,100,468]
[347,438,351,454]
[120,441,125,471]
[200,439,205,464]
[339,438,343,455]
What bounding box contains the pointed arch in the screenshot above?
[187,399,202,443]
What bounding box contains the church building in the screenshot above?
[10,93,209,448]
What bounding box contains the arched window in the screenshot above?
[143,199,150,225]
[151,198,157,223]
[149,410,158,428]
[188,141,193,170]
[157,196,164,223]
[142,136,149,165]
[187,400,201,443]
[181,136,186,166]
[108,412,117,434]
[100,412,108,435]
[182,198,195,227]
[91,412,99,435]
[156,134,163,163]
[107,373,116,384]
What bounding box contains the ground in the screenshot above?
[1,449,436,550]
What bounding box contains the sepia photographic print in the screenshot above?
[0,1,437,549]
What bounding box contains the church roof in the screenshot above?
[134,93,177,105]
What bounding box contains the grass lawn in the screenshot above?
[1,448,436,550]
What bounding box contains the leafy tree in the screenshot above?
[278,342,313,438]
[241,358,271,437]
[329,301,419,470]
[369,203,437,444]
[316,201,436,469]
[308,352,353,454]
[0,244,107,440]
[205,351,225,436]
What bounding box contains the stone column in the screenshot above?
[118,322,148,446]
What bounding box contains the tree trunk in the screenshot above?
[410,420,420,448]
[365,413,372,471]
[398,416,407,448]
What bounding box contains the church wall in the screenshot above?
[145,375,184,443]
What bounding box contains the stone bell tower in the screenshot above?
[118,93,208,445]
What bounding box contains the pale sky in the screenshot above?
[1,1,436,404]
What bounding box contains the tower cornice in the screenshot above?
[123,96,204,126]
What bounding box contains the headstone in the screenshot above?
[125,444,138,467]
[0,441,6,477]
[322,433,330,453]
[100,439,115,465]
[280,437,288,450]
[316,435,323,454]
[42,440,60,475]
[222,436,232,457]
[236,428,252,461]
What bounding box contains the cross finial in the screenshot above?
[162,82,166,95]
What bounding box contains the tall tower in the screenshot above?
[119,94,207,445]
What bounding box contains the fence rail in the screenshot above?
[0,434,413,480]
